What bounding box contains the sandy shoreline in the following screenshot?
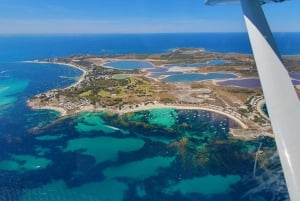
[36,101,248,129]
[38,106,67,116]
[117,103,248,129]
[27,59,248,130]
[25,60,88,89]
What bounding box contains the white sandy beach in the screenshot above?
[41,101,248,129]
[117,102,248,129]
[38,106,67,116]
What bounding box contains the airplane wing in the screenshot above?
[204,0,300,201]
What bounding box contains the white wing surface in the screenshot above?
[205,0,300,201]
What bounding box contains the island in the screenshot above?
[27,48,300,140]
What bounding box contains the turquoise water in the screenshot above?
[147,108,178,128]
[1,106,286,201]
[0,34,292,201]
[75,112,119,133]
[0,78,29,114]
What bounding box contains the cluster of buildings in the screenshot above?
[58,99,91,111]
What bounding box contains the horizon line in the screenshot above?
[0,31,299,36]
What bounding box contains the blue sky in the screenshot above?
[0,0,299,34]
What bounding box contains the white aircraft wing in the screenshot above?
[205,0,300,201]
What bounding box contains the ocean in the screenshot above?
[1,33,300,62]
[1,33,298,201]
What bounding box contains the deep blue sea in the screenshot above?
[0,33,300,63]
[1,33,298,201]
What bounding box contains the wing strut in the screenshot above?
[240,0,300,200]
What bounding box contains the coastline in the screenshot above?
[26,60,88,89]
[116,103,248,129]
[38,105,67,116]
[26,59,249,130]
[26,99,67,116]
[28,95,248,129]
[26,60,88,117]
[24,51,274,140]
[30,101,248,130]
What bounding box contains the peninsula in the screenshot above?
[27,48,300,139]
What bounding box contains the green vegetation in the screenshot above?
[26,48,284,140]
[54,68,170,109]
[225,87,254,94]
[79,90,92,97]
